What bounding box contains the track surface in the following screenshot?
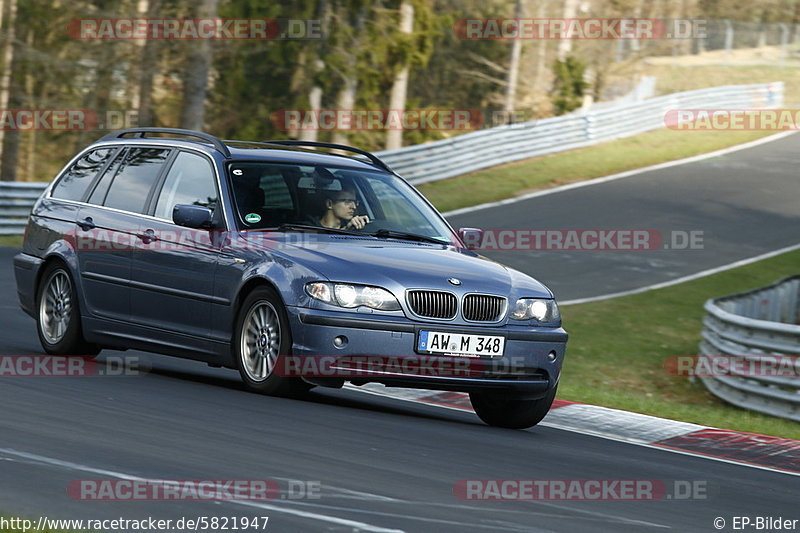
[2,134,800,531]
[446,133,800,301]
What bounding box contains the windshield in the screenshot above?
[227,161,455,243]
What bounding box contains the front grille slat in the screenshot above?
[408,291,505,322]
[463,294,506,322]
[408,290,457,319]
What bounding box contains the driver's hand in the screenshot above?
[345,215,370,230]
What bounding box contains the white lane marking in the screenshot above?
[560,242,800,305]
[242,496,670,531]
[344,387,800,478]
[442,130,796,218]
[238,500,536,532]
[0,447,405,533]
[0,446,669,531]
[231,501,406,533]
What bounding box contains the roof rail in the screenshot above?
[100,128,231,158]
[261,140,393,173]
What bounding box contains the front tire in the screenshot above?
[469,385,557,429]
[36,262,99,356]
[234,286,311,397]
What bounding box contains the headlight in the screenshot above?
[510,298,560,323]
[306,282,401,311]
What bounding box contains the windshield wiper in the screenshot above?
[370,229,449,245]
[273,223,361,236]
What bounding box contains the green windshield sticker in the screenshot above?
[244,213,261,223]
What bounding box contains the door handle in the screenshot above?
[76,217,95,231]
[138,228,157,244]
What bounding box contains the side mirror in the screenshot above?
[173,204,214,229]
[457,227,483,250]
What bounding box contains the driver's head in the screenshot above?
[325,186,359,221]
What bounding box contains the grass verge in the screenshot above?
[419,128,776,213]
[559,248,800,440]
[0,235,23,248]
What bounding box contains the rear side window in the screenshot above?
[102,148,171,213]
[154,151,218,220]
[51,148,116,201]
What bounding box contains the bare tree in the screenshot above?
[137,0,160,126]
[385,0,413,150]
[300,0,331,142]
[502,0,524,123]
[557,0,581,61]
[330,5,367,147]
[180,0,218,130]
[0,0,17,173]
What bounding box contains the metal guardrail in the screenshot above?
[375,82,784,185]
[699,276,800,422]
[0,82,785,235]
[0,182,48,235]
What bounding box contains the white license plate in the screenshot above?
[417,331,505,357]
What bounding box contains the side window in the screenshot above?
[51,148,116,201]
[260,170,293,209]
[87,148,126,205]
[103,148,171,213]
[154,151,218,221]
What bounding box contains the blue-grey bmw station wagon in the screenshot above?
[14,128,567,429]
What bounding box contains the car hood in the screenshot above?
[241,233,553,298]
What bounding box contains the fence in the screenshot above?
[0,182,50,235]
[699,276,800,422]
[374,81,783,185]
[0,81,785,235]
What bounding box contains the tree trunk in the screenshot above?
[299,84,323,142]
[0,0,17,171]
[137,0,159,127]
[1,8,23,182]
[557,0,580,61]
[330,77,357,146]
[502,0,523,124]
[385,0,413,150]
[180,0,218,130]
[330,7,366,147]
[533,0,548,92]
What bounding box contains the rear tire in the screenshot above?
[36,262,99,356]
[469,385,557,429]
[233,286,312,397]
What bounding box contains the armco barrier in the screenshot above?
[0,82,785,235]
[0,182,48,235]
[375,82,784,185]
[699,276,800,422]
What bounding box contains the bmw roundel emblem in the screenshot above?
[448,278,462,286]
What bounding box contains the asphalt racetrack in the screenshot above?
[1,133,799,532]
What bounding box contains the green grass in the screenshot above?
[642,63,800,105]
[419,128,775,213]
[0,235,23,248]
[559,248,800,440]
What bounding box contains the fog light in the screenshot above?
[333,336,348,348]
[547,351,557,362]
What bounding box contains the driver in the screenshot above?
[319,186,369,230]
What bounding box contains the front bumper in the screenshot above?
[286,306,567,399]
